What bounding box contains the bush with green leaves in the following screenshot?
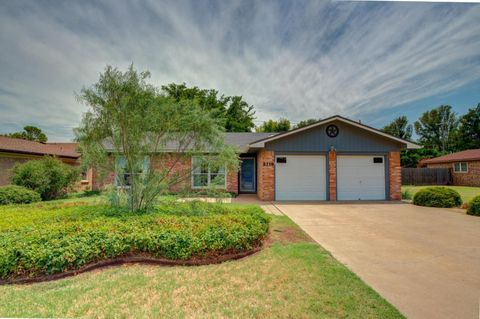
[0,201,270,279]
[11,157,79,200]
[413,187,462,208]
[401,189,412,200]
[0,185,41,205]
[467,195,480,216]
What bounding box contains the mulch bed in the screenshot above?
[0,245,263,286]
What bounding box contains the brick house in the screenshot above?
[96,115,419,201]
[421,149,480,187]
[0,136,92,190]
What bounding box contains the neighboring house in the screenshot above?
[421,149,480,187]
[96,115,420,201]
[0,136,92,190]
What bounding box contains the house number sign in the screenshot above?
[263,162,274,167]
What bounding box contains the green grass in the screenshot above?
[402,185,480,204]
[0,197,403,318]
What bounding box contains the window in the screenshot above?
[80,167,89,184]
[453,162,468,173]
[192,157,226,189]
[115,156,150,187]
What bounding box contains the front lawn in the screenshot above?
[402,185,480,204]
[0,198,403,318]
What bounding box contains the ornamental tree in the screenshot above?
[75,65,238,211]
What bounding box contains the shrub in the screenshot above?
[413,187,462,208]
[11,156,79,200]
[0,185,41,205]
[467,195,480,216]
[401,189,412,200]
[0,201,270,279]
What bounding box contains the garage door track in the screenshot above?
[276,203,480,319]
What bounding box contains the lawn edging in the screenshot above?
[0,246,263,285]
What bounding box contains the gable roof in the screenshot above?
[249,115,421,149]
[225,132,277,152]
[423,149,480,164]
[0,136,80,158]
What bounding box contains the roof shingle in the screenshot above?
[0,136,80,158]
[423,149,480,164]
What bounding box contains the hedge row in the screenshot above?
[0,201,270,279]
[0,185,41,205]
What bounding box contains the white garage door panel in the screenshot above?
[337,155,386,200]
[276,155,326,200]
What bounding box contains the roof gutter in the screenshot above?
[0,149,80,159]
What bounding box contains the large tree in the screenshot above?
[3,125,48,143]
[224,96,256,132]
[75,66,237,211]
[161,83,255,132]
[414,105,458,152]
[456,103,480,150]
[382,116,413,140]
[295,118,318,129]
[256,118,291,132]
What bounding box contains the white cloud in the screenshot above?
[0,0,479,140]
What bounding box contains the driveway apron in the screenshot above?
[276,203,480,319]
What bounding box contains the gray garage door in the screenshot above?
[337,155,386,200]
[275,155,327,200]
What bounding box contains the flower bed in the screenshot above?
[0,201,270,281]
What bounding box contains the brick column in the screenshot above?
[328,149,337,201]
[226,170,239,194]
[90,167,97,191]
[257,150,275,201]
[389,151,401,200]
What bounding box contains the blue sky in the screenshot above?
[0,0,479,141]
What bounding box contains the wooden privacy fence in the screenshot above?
[402,168,452,185]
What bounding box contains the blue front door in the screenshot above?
[240,158,256,193]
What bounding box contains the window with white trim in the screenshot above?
[81,167,88,181]
[115,156,150,187]
[192,157,226,189]
[453,162,468,173]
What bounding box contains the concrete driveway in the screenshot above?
[276,203,480,319]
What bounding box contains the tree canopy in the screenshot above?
[75,66,237,211]
[161,83,255,132]
[414,105,458,152]
[400,148,445,168]
[256,118,291,132]
[2,125,48,143]
[382,116,413,140]
[456,103,480,150]
[295,118,318,129]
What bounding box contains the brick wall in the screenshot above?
[389,151,401,200]
[93,153,239,193]
[328,149,337,201]
[227,170,239,194]
[257,150,275,201]
[427,161,480,187]
[0,155,30,185]
[151,154,192,192]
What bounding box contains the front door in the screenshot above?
[240,158,256,193]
